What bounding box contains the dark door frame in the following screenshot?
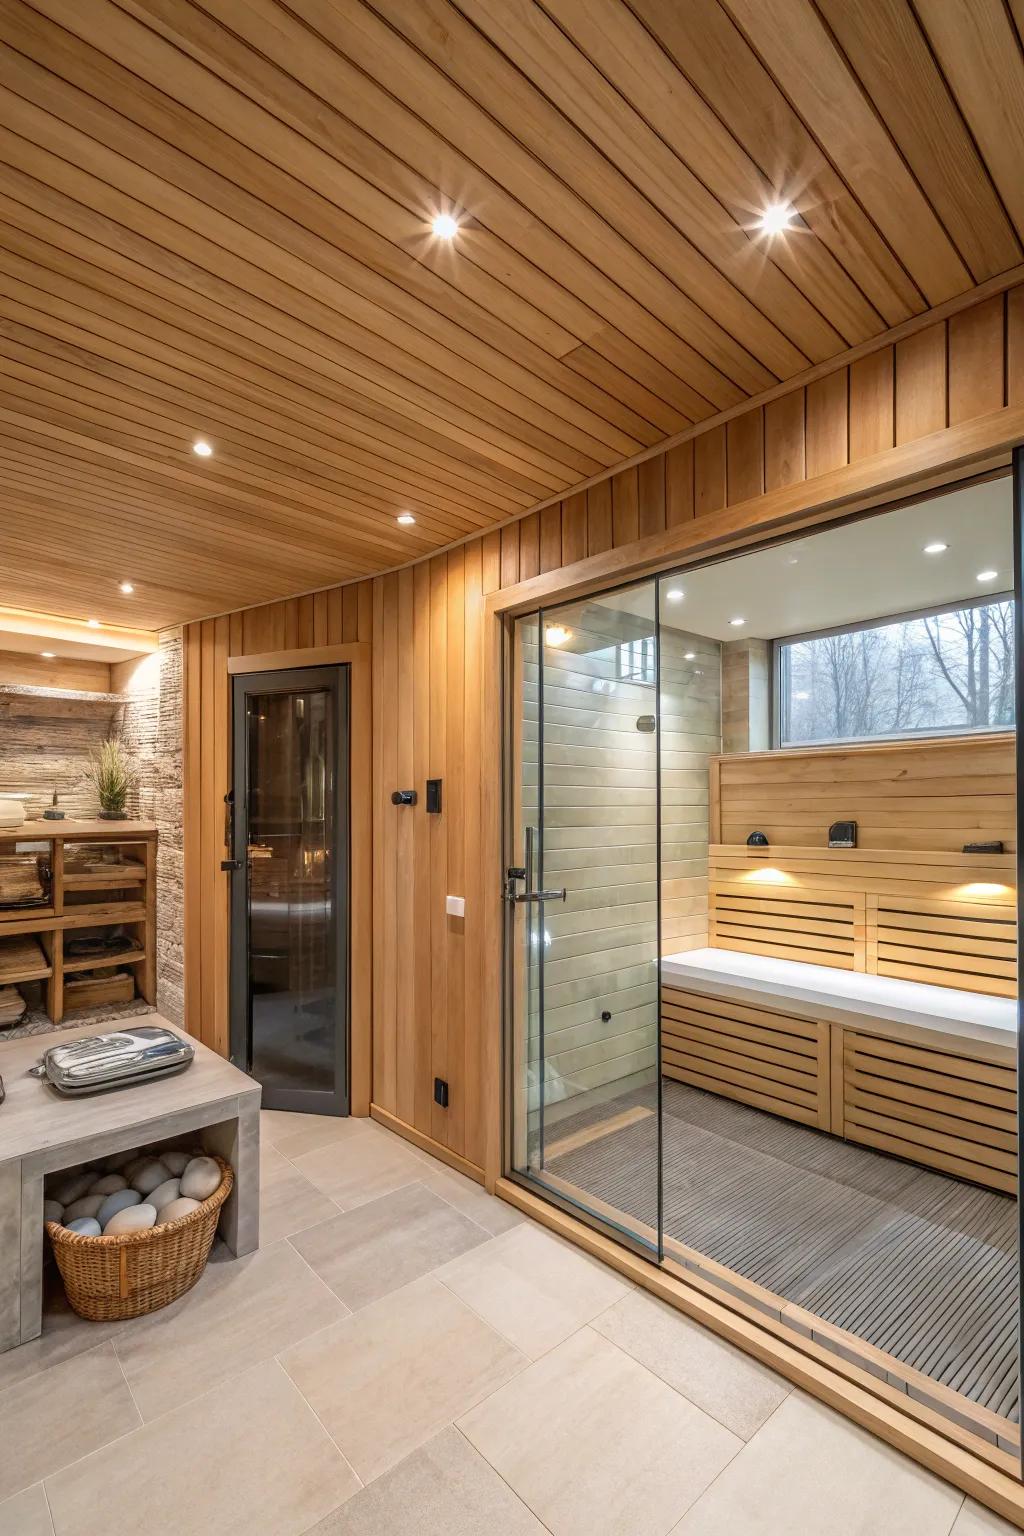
[229,664,350,1115]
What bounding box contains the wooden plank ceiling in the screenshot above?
[1,0,1023,628]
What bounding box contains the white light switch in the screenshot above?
[446,895,465,918]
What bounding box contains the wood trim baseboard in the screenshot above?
[370,1103,486,1184]
[497,1178,1024,1528]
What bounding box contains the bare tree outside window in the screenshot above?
[778,597,1015,747]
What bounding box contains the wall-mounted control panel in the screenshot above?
[426,778,442,814]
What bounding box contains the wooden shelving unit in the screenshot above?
[0,820,157,1024]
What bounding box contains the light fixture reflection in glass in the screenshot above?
[977,569,998,582]
[545,624,572,647]
[923,542,948,555]
[665,588,684,603]
[729,617,746,627]
[684,651,695,661]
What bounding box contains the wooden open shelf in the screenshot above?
[0,822,157,1024]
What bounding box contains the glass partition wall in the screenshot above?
[505,473,1020,1462]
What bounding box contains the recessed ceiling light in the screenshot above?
[396,512,416,526]
[977,569,998,581]
[794,690,810,701]
[40,651,55,659]
[119,581,134,594]
[665,588,684,602]
[684,651,696,660]
[545,624,572,647]
[729,617,746,627]
[923,542,948,555]
[758,202,795,235]
[192,439,213,457]
[432,212,459,239]
[86,619,101,628]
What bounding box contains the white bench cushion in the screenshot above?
[661,947,1016,1053]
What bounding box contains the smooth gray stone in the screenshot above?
[43,1200,63,1224]
[64,1195,105,1222]
[97,1188,142,1227]
[48,1172,94,1207]
[104,1149,136,1172]
[181,1156,222,1201]
[104,1203,156,1235]
[65,1217,102,1236]
[131,1160,171,1197]
[160,1151,190,1176]
[89,1174,128,1197]
[147,1178,181,1213]
[157,1196,200,1224]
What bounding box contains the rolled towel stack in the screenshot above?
[44,1147,216,1236]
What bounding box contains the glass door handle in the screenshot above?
[247,845,273,860]
[513,887,567,904]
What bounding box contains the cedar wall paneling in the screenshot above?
[184,290,1024,1177]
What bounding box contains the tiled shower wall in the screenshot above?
[522,613,721,1109]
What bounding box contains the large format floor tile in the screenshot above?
[0,1483,54,1536]
[459,1326,741,1536]
[418,1164,524,1236]
[307,1426,546,1535]
[114,1239,348,1420]
[951,1500,1020,1535]
[437,1222,630,1357]
[0,1343,140,1503]
[593,1289,791,1439]
[293,1123,428,1208]
[670,1392,963,1535]
[259,1159,341,1245]
[0,1279,127,1396]
[279,1274,526,1483]
[289,1182,488,1310]
[44,1358,359,1536]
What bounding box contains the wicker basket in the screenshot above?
[46,1156,233,1322]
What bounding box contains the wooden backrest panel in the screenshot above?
[710,882,863,970]
[712,735,1015,853]
[869,894,1018,998]
[708,845,1016,996]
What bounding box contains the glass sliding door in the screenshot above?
[506,580,662,1258]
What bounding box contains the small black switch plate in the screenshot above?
[426,778,442,814]
[433,1076,449,1109]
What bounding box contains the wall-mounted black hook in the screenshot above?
[391,789,417,806]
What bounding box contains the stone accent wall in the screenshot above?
[115,630,184,1025]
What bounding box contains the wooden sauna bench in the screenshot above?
[661,948,1017,1194]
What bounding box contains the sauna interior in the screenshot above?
[510,474,1019,1449]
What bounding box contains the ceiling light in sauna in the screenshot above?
[729,616,746,627]
[119,581,134,594]
[684,651,696,661]
[192,439,213,457]
[977,569,998,582]
[665,588,684,603]
[40,652,55,659]
[86,619,101,628]
[758,201,795,235]
[396,512,417,526]
[923,542,948,555]
[431,212,459,239]
[545,624,572,647]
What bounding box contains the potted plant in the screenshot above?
[90,739,135,821]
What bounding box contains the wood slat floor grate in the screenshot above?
[546,1078,1018,1422]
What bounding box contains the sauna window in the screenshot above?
[775,594,1015,748]
[616,635,656,686]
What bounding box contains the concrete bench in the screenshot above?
[0,1017,260,1352]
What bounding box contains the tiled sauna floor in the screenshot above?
[0,1108,1013,1536]
[549,1081,1019,1425]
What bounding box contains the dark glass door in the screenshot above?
[229,666,348,1114]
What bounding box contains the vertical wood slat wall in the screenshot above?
[183,289,1024,1178]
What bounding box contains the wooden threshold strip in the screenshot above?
[497,1178,1024,1529]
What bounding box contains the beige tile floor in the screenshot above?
[0,1108,1019,1536]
